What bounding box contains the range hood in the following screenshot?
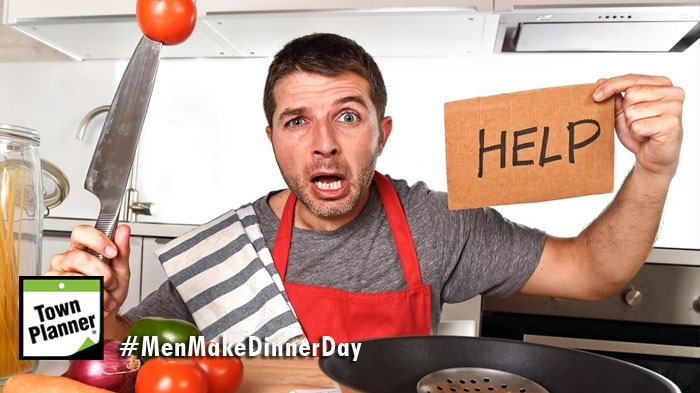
[495,5,700,52]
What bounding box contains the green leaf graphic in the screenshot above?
[76,337,97,353]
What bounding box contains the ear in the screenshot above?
[266,125,273,143]
[377,116,393,156]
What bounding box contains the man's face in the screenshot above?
[267,71,392,218]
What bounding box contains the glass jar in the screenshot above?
[0,124,43,383]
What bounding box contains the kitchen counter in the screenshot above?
[44,217,196,238]
[1,357,358,393]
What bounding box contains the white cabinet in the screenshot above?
[4,1,135,23]
[200,0,491,58]
[40,232,74,272]
[3,0,236,60]
[8,19,236,61]
[5,0,494,22]
[41,231,143,314]
[140,236,171,300]
[205,9,486,58]
[0,0,70,61]
[3,0,491,60]
[201,0,493,13]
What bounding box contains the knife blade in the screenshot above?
[85,36,161,260]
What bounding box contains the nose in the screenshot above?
[311,119,338,157]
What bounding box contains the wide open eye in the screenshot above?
[339,111,359,123]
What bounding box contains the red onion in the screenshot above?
[63,339,141,393]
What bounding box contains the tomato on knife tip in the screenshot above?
[136,0,197,45]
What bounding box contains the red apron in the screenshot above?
[272,171,432,344]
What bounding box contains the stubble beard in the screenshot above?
[280,154,377,218]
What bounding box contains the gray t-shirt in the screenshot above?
[125,177,546,333]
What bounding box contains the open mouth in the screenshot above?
[310,173,348,197]
[313,175,343,190]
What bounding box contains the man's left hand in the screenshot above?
[593,74,684,179]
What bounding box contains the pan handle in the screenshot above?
[523,334,700,359]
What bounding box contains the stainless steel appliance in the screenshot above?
[495,6,700,53]
[481,248,700,392]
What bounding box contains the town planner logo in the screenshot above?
[19,277,104,360]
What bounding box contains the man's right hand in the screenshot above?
[43,224,131,319]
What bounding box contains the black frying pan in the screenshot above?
[319,336,679,393]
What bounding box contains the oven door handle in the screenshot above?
[523,334,700,359]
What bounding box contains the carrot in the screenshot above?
[3,373,115,393]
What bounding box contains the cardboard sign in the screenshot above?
[444,83,614,210]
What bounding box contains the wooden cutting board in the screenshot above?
[221,357,364,393]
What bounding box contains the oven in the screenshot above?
[480,248,700,393]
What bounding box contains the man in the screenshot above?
[45,33,685,342]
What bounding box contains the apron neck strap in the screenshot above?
[372,172,423,287]
[272,171,423,287]
[272,190,297,280]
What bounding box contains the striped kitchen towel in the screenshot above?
[154,204,307,344]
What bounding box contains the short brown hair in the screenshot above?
[263,33,387,127]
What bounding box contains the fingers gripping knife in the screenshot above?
[84,36,162,262]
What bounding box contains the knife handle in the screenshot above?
[89,210,119,263]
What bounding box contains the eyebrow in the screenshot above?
[277,107,306,122]
[276,96,369,123]
[335,95,368,108]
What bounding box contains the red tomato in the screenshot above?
[135,358,207,393]
[190,343,244,393]
[136,0,197,45]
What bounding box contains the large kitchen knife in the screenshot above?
[85,36,162,261]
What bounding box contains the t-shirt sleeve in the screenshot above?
[123,280,196,325]
[425,189,546,303]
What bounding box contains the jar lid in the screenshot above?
[0,123,40,145]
